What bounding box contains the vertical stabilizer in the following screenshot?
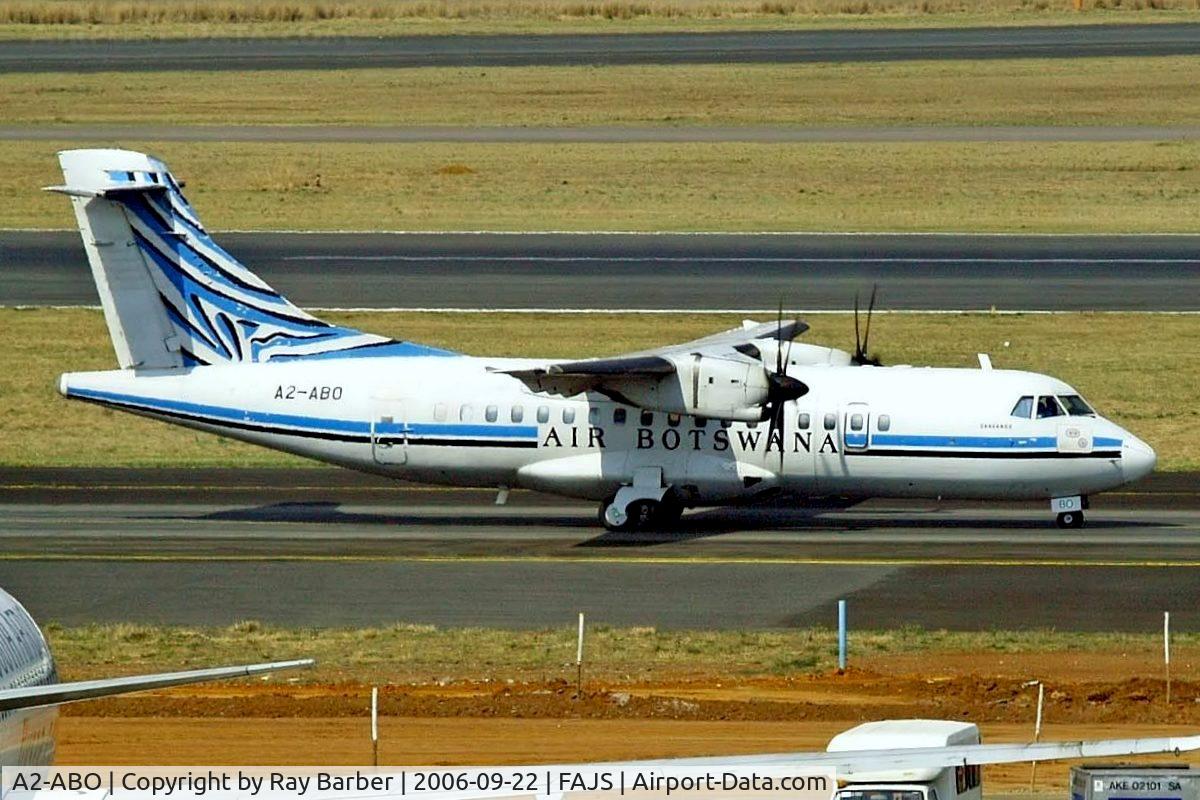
[49,149,453,368]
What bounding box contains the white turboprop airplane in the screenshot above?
[51,149,1156,531]
[0,586,312,766]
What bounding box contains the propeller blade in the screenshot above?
[862,283,878,358]
[853,292,862,360]
[776,300,785,375]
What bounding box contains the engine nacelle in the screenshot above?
[757,340,853,368]
[607,354,770,421]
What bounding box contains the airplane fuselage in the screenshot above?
[0,591,58,766]
[61,357,1155,509]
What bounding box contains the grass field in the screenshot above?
[3,308,1196,469]
[7,57,1200,128]
[0,0,1195,39]
[6,139,1200,232]
[45,620,1200,682]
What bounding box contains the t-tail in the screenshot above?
[48,148,451,369]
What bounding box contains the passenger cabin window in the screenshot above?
[459,404,474,422]
[485,405,498,423]
[667,413,681,427]
[1036,395,1065,419]
[720,419,733,428]
[1058,394,1096,416]
[694,417,708,428]
[850,413,864,431]
[434,402,447,422]
[1011,396,1034,419]
[563,408,576,424]
[613,408,627,424]
[640,410,654,426]
[537,406,550,423]
[877,414,891,431]
[823,413,837,431]
[588,407,599,424]
[511,405,524,423]
[797,412,810,430]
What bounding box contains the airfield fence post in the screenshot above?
[576,612,585,696]
[1165,611,1172,705]
[1029,681,1044,791]
[837,600,847,672]
[371,686,379,767]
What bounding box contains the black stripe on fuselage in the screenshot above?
[846,449,1123,459]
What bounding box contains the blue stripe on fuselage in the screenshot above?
[66,386,538,440]
[869,434,1122,449]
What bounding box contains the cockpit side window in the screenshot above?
[1010,396,1033,419]
[1058,394,1095,416]
[1036,395,1065,419]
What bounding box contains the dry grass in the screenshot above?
[0,0,1196,39]
[6,57,1200,127]
[44,620,1200,683]
[5,140,1200,232]
[2,308,1196,469]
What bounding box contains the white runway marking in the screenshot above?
[282,255,1199,264]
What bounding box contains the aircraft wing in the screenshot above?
[0,658,313,712]
[496,319,826,419]
[596,733,1200,772]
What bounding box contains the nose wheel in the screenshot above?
[1052,495,1088,528]
[1056,510,1085,529]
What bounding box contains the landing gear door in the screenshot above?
[1056,421,1093,454]
[371,401,408,465]
[842,403,870,452]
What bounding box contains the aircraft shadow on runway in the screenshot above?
[147,501,1168,549]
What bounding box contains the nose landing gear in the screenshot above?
[1052,495,1088,529]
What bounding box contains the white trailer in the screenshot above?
[830,720,984,800]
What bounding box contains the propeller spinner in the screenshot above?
[761,305,810,467]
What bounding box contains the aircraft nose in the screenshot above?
[1122,435,1157,482]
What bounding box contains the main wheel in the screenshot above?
[627,499,660,529]
[653,491,685,527]
[1056,510,1085,529]
[599,498,633,532]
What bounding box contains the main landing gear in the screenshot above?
[1052,495,1088,529]
[599,468,685,532]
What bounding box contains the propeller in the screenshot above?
[762,303,809,467]
[852,284,883,367]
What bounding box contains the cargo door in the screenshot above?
[371,401,408,465]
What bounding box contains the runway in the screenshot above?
[6,124,1200,144]
[3,23,1198,73]
[5,230,1199,311]
[1,471,1196,631]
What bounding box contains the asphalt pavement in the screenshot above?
[5,230,1198,311]
[3,24,1198,73]
[2,492,1198,630]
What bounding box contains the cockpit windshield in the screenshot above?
[1013,394,1096,419]
[1036,395,1064,419]
[1057,394,1096,416]
[837,791,926,800]
[1010,396,1033,418]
